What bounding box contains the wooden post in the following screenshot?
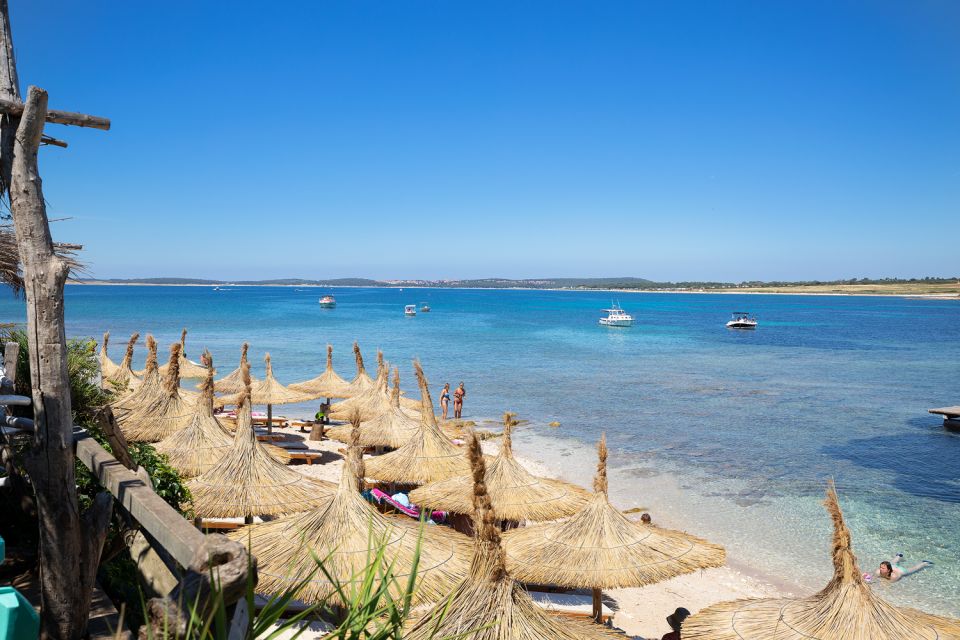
[266,402,273,436]
[592,587,602,624]
[0,0,20,192]
[11,85,111,640]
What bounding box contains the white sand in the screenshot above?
[264,419,784,639]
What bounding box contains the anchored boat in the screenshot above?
[599,303,633,327]
[726,311,757,329]
[404,304,417,316]
[318,295,337,308]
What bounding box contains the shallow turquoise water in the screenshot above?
[2,285,958,615]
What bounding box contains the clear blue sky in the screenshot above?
[11,1,960,281]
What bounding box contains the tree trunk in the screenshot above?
[0,0,20,193]
[10,85,101,640]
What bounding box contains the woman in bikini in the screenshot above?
[453,382,465,419]
[440,383,451,420]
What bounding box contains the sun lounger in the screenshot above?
[287,451,324,465]
[367,488,447,522]
[198,516,265,531]
[528,590,613,624]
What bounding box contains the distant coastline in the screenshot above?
[69,278,960,299]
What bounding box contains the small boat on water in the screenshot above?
[318,295,337,308]
[599,303,633,327]
[726,311,757,329]
[404,304,417,316]
[420,302,431,313]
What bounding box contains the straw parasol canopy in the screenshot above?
[410,412,590,522]
[213,342,260,394]
[343,341,375,397]
[683,481,960,640]
[188,363,334,519]
[102,332,141,394]
[288,344,353,400]
[221,353,312,407]
[363,361,474,486]
[330,352,411,422]
[404,433,623,640]
[99,332,120,381]
[111,335,164,419]
[502,434,725,621]
[326,367,419,448]
[228,420,472,607]
[157,328,211,379]
[120,343,197,443]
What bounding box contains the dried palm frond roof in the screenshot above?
[363,361,473,486]
[188,363,334,518]
[99,332,120,381]
[120,343,197,443]
[228,420,472,607]
[330,352,408,422]
[157,362,291,477]
[344,341,375,396]
[111,335,163,418]
[404,433,622,640]
[0,223,83,296]
[220,353,312,406]
[502,434,725,589]
[158,329,212,379]
[683,481,960,640]
[410,413,590,522]
[288,344,352,399]
[102,332,141,394]
[213,342,260,394]
[326,367,419,448]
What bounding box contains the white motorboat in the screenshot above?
[726,311,757,329]
[599,303,633,327]
[404,304,417,316]
[318,295,336,308]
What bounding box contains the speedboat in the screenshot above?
[420,302,431,312]
[599,303,633,327]
[726,312,757,329]
[404,304,417,316]
[318,295,336,308]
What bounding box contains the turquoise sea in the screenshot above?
[2,285,959,616]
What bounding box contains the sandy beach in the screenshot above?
[259,419,784,639]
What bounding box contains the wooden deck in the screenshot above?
[929,406,960,429]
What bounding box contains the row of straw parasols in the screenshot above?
[98,332,960,638]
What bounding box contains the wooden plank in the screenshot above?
[74,430,203,568]
[0,95,110,130]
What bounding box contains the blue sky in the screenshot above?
[11,1,960,281]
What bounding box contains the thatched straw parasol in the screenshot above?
[213,342,260,395]
[288,344,352,400]
[325,367,419,448]
[343,341,375,397]
[228,419,472,606]
[102,332,141,394]
[502,434,725,622]
[404,433,623,640]
[683,481,960,640]
[120,343,197,443]
[158,328,211,379]
[111,335,164,419]
[410,413,590,522]
[188,363,334,520]
[157,362,291,477]
[363,361,473,485]
[99,332,120,381]
[222,353,312,434]
[330,352,410,422]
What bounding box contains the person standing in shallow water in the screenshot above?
[440,383,451,419]
[453,382,465,419]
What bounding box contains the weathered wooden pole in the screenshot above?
[11,85,112,640]
[0,0,21,191]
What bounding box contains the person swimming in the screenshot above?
[870,553,933,582]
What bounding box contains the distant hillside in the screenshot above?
[73,276,958,292]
